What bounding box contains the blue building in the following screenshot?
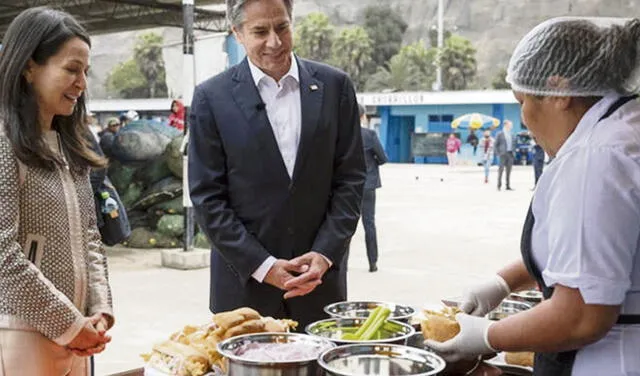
[223,35,525,164]
[357,91,524,164]
[224,33,246,67]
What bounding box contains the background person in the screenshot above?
[445,133,461,167]
[494,120,516,190]
[359,103,387,272]
[479,130,494,184]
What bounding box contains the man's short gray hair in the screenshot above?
[227,0,294,29]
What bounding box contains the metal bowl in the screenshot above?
[217,332,335,376]
[509,290,543,305]
[324,301,417,323]
[305,318,415,346]
[487,300,532,320]
[319,344,446,376]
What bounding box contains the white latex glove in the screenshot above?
[460,275,511,316]
[424,313,497,363]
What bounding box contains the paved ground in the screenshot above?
[95,163,538,375]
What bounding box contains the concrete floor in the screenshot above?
[96,163,538,375]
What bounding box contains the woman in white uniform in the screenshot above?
[426,17,640,376]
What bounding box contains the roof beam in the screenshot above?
[0,0,227,37]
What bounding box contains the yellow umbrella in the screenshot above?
[451,113,500,130]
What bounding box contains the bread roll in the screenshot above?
[223,318,266,339]
[213,307,261,330]
[422,314,460,342]
[505,351,534,367]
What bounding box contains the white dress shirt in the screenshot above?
[247,56,301,282]
[531,94,640,375]
[248,55,301,178]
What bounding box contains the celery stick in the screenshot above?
[360,307,391,340]
[353,306,382,339]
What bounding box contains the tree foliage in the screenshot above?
[365,41,436,92]
[294,12,334,63]
[491,67,510,89]
[331,26,373,90]
[440,34,477,90]
[291,9,479,92]
[428,28,453,48]
[107,32,168,98]
[362,5,408,72]
[106,59,148,98]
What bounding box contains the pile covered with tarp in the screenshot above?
[107,120,209,249]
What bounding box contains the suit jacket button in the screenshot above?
[287,227,294,235]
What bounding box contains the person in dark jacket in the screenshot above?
[98,117,120,158]
[532,135,545,187]
[359,103,388,272]
[466,130,479,155]
[188,0,365,330]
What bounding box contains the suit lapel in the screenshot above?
[231,58,289,182]
[292,57,324,182]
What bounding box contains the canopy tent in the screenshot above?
[0,0,227,38]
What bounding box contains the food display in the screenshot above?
[487,300,532,321]
[421,306,461,342]
[505,351,535,367]
[510,290,543,305]
[232,341,332,362]
[145,340,210,376]
[324,301,416,322]
[342,306,391,340]
[306,317,415,346]
[217,332,335,374]
[318,343,446,376]
[141,307,298,376]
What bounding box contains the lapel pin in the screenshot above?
[310,84,318,91]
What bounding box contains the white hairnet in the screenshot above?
[507,17,640,96]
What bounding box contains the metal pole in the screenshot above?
[182,0,196,252]
[435,0,444,91]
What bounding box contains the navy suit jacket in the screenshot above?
[188,56,365,326]
[361,128,387,190]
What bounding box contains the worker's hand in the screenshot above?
[424,313,496,363]
[460,275,511,316]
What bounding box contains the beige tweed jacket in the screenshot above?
[0,129,113,346]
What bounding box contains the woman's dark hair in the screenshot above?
[0,7,106,172]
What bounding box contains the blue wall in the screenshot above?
[389,103,523,134]
[377,103,523,164]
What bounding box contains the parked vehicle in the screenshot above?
[515,131,533,165]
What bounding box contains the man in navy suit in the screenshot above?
[188,0,365,329]
[359,104,387,272]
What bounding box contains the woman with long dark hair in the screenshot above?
[0,7,113,375]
